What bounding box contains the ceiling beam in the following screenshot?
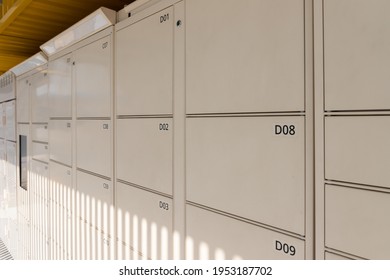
[0,0,33,34]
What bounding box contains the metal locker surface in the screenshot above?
[0,139,5,175]
[31,124,48,143]
[325,184,390,259]
[117,118,172,195]
[187,116,305,235]
[16,77,30,123]
[75,35,112,118]
[76,171,113,235]
[116,182,173,260]
[31,70,49,123]
[48,54,72,118]
[0,103,4,138]
[324,0,390,111]
[186,0,304,114]
[49,120,72,166]
[325,116,390,188]
[186,205,305,260]
[5,101,16,142]
[49,161,72,211]
[5,141,17,190]
[76,120,111,178]
[116,6,173,116]
[32,142,49,163]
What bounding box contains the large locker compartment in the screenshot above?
[116,6,173,116]
[116,118,172,195]
[5,101,16,142]
[186,0,304,114]
[49,120,72,166]
[187,116,305,235]
[116,182,173,260]
[186,205,305,260]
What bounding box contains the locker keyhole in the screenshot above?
[176,20,182,27]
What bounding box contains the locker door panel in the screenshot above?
[32,142,49,163]
[116,182,173,260]
[49,120,72,166]
[0,139,5,175]
[16,77,30,123]
[76,120,111,178]
[187,116,305,234]
[6,141,17,190]
[186,205,305,260]
[186,0,305,114]
[48,54,72,118]
[117,118,172,195]
[325,184,390,259]
[324,0,390,110]
[116,7,173,116]
[325,116,390,188]
[0,104,5,138]
[5,101,16,142]
[75,35,112,118]
[31,70,49,123]
[76,171,113,235]
[49,161,72,211]
[31,124,48,143]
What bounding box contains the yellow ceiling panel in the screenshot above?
[0,0,134,74]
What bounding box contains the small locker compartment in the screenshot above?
[76,120,111,178]
[76,171,113,235]
[324,0,390,111]
[187,116,305,235]
[16,76,30,123]
[325,116,390,188]
[325,184,390,259]
[0,139,5,175]
[6,141,17,189]
[5,100,16,142]
[75,34,112,118]
[49,120,72,166]
[31,69,49,123]
[116,182,173,260]
[31,124,48,143]
[186,205,305,260]
[116,7,173,116]
[117,118,172,195]
[32,142,49,163]
[49,161,72,211]
[48,53,72,118]
[185,0,304,114]
[0,103,5,138]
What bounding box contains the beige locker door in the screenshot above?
[116,182,173,260]
[0,139,5,176]
[31,69,49,123]
[48,54,72,118]
[76,120,111,178]
[187,116,305,234]
[49,161,72,211]
[325,184,390,259]
[0,104,5,138]
[324,0,390,110]
[186,205,305,260]
[186,0,304,114]
[5,101,16,142]
[74,35,112,118]
[32,142,49,163]
[16,77,30,123]
[6,141,17,190]
[116,7,173,116]
[117,118,172,195]
[325,116,390,188]
[31,124,48,143]
[49,120,72,166]
[76,171,113,235]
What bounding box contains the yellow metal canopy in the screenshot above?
[0,0,134,74]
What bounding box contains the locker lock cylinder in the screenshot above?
[176,20,182,27]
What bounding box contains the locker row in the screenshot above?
[1,0,390,260]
